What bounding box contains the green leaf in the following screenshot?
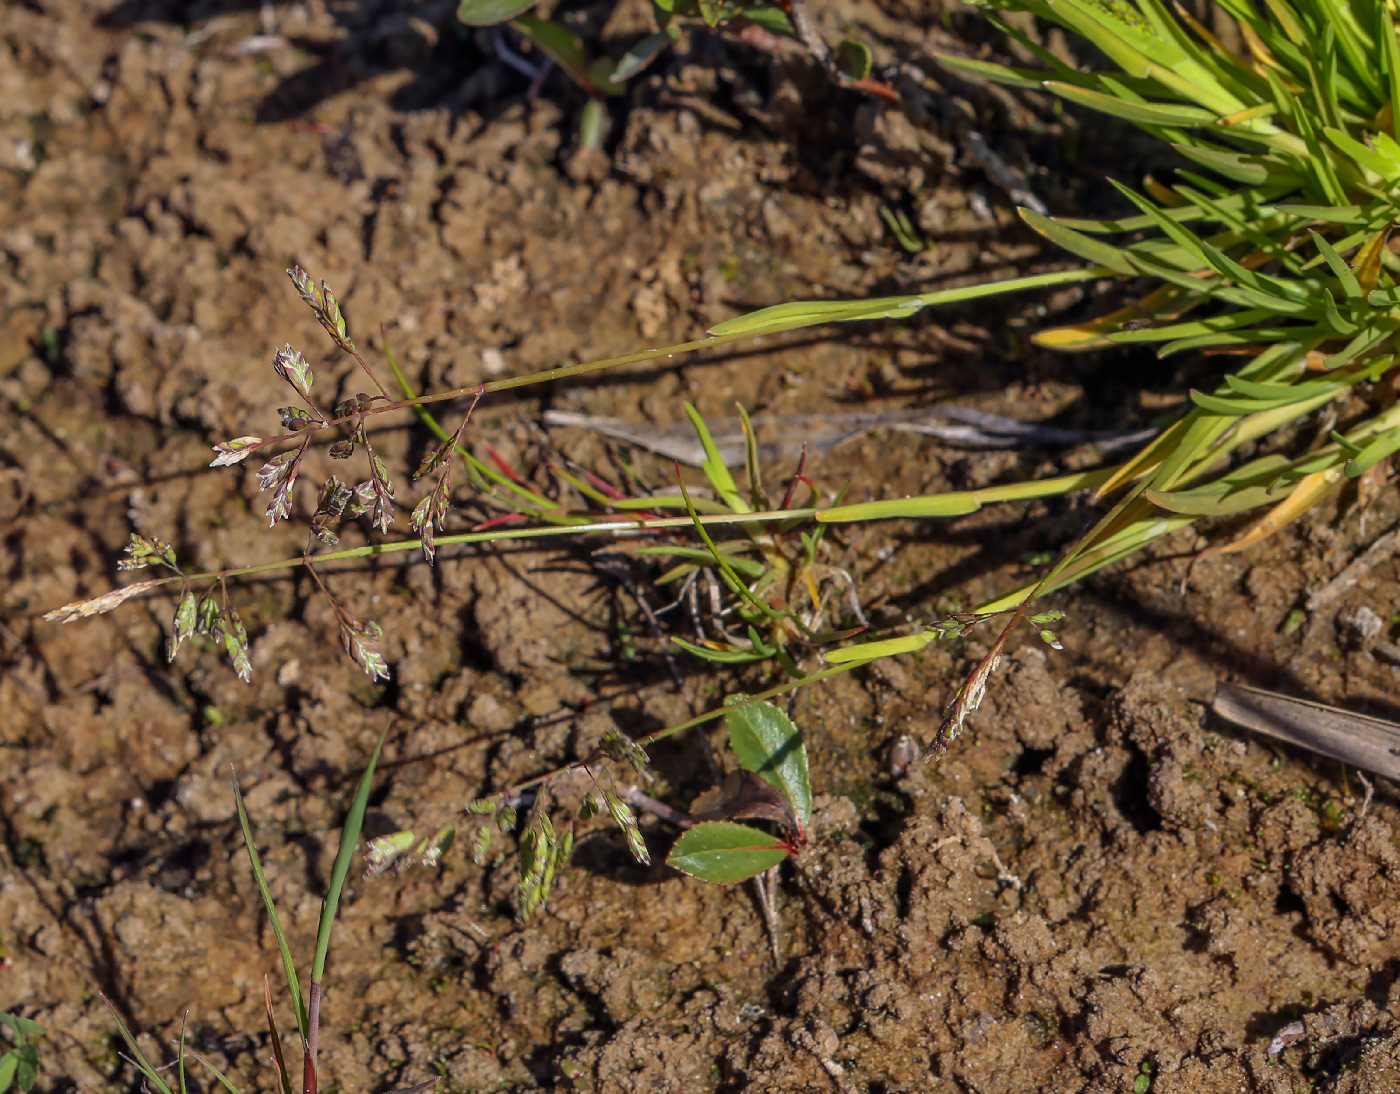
[1323,127,1398,182]
[817,492,981,522]
[175,1018,186,1094]
[232,774,308,1042]
[1172,143,1302,187]
[685,403,748,513]
[312,729,387,983]
[458,0,537,25]
[932,52,1051,90]
[740,5,795,36]
[14,1045,36,1094]
[824,631,936,664]
[724,698,811,832]
[671,635,774,664]
[1383,10,1400,142]
[0,1017,41,1040]
[1043,81,1219,128]
[612,30,675,81]
[1345,427,1400,476]
[634,544,767,578]
[99,995,175,1094]
[1224,374,1336,401]
[512,17,591,87]
[835,38,872,80]
[186,1052,243,1094]
[666,821,790,884]
[1188,389,1284,415]
[707,295,923,336]
[14,1045,37,1094]
[578,96,610,150]
[1146,482,1280,514]
[1020,210,1137,275]
[0,1051,16,1094]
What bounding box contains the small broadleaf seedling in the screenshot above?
[101,735,408,1094]
[0,1012,42,1094]
[666,698,810,885]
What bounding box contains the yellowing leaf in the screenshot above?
[1200,469,1342,557]
[1354,229,1389,295]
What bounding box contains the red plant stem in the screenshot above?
[304,978,321,1094]
[778,445,809,512]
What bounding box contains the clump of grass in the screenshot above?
[101,736,406,1094]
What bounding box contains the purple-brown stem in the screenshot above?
[303,979,322,1094]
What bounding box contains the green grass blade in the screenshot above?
[187,1051,245,1094]
[1106,307,1276,344]
[708,269,1104,338]
[1383,11,1400,138]
[670,635,774,664]
[674,469,783,619]
[1273,203,1368,223]
[817,492,982,522]
[311,729,388,983]
[1173,143,1301,186]
[232,773,308,1042]
[1019,210,1137,273]
[1346,427,1400,476]
[707,295,922,336]
[984,14,1087,80]
[633,544,767,578]
[736,404,765,509]
[685,403,748,513]
[98,993,176,1094]
[176,1014,187,1094]
[931,53,1051,90]
[1324,127,1398,182]
[1044,81,1218,127]
[825,630,936,664]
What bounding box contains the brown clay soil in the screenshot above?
[6,1,1400,1092]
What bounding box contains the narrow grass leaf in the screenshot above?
[633,545,767,578]
[233,773,307,1041]
[824,631,936,663]
[674,467,782,619]
[312,729,387,983]
[1383,11,1400,139]
[1019,210,1136,274]
[817,492,981,522]
[930,53,1049,89]
[186,1052,244,1094]
[1202,468,1343,554]
[685,404,748,513]
[1345,428,1400,476]
[1309,229,1364,298]
[98,994,176,1094]
[671,636,773,664]
[176,1015,188,1094]
[1044,81,1219,127]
